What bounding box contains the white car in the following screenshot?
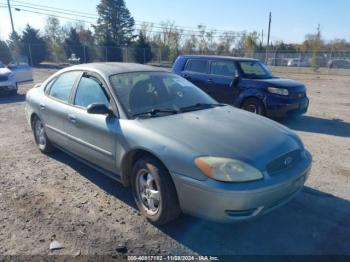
[0,63,17,95]
[0,62,33,95]
[287,58,310,67]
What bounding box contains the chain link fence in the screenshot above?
[1,43,350,74]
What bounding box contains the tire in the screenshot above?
[241,97,266,116]
[131,156,181,225]
[11,83,18,95]
[32,116,54,154]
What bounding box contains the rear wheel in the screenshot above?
[131,156,181,225]
[241,98,265,116]
[32,116,54,153]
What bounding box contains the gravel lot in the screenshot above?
[0,68,349,257]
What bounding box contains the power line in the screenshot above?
[4,7,245,38]
[5,0,244,36]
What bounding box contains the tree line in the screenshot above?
[0,0,349,66]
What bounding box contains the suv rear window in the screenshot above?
[185,59,208,74]
[210,60,235,77]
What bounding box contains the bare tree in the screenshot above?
[44,16,65,63]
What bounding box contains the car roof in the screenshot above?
[178,55,259,62]
[64,62,167,77]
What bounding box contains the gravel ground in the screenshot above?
[0,68,349,258]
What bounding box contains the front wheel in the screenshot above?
[131,156,181,225]
[241,98,266,116]
[32,116,54,153]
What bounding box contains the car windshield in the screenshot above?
[238,61,274,79]
[110,72,220,118]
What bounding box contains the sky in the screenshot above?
[0,0,349,43]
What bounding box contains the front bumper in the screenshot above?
[171,151,312,222]
[0,80,17,94]
[266,96,309,118]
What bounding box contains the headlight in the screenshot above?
[267,87,289,96]
[195,157,263,182]
[6,73,15,79]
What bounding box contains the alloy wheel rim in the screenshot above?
[34,120,46,147]
[136,169,161,215]
[245,104,259,114]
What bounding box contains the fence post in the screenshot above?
[158,48,161,64]
[83,45,86,63]
[143,48,146,64]
[105,47,108,62]
[328,48,333,74]
[298,52,302,73]
[28,43,33,66]
[125,47,128,62]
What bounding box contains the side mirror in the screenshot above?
[87,103,113,115]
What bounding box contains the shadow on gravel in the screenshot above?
[0,93,25,104]
[158,187,350,255]
[281,115,350,137]
[49,150,136,209]
[48,150,350,255]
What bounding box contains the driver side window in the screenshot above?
[74,74,109,108]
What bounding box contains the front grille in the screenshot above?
[0,75,8,82]
[290,91,306,99]
[266,149,301,175]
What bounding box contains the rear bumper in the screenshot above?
[266,96,309,118]
[171,151,312,222]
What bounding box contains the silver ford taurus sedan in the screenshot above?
[25,63,312,224]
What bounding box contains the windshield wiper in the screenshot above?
[180,103,226,112]
[133,108,179,118]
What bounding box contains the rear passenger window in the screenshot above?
[210,61,235,77]
[49,71,81,102]
[185,59,208,74]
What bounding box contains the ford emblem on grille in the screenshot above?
[284,156,293,166]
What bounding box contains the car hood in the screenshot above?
[0,67,12,75]
[257,78,304,89]
[137,106,303,170]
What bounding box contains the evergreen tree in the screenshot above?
[94,0,135,61]
[0,41,12,64]
[64,28,84,61]
[7,31,22,61]
[133,32,152,64]
[20,25,47,65]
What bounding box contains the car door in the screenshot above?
[41,70,82,147]
[64,72,118,173]
[8,63,33,82]
[180,59,211,93]
[207,60,238,104]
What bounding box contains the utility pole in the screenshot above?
[7,0,15,33]
[265,12,272,63]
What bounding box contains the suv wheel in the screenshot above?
[32,116,54,153]
[131,156,181,225]
[241,98,265,116]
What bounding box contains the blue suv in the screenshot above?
[172,55,309,117]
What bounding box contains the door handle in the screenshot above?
[207,78,213,83]
[39,104,46,110]
[68,114,77,123]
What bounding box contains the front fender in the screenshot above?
[236,88,267,107]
